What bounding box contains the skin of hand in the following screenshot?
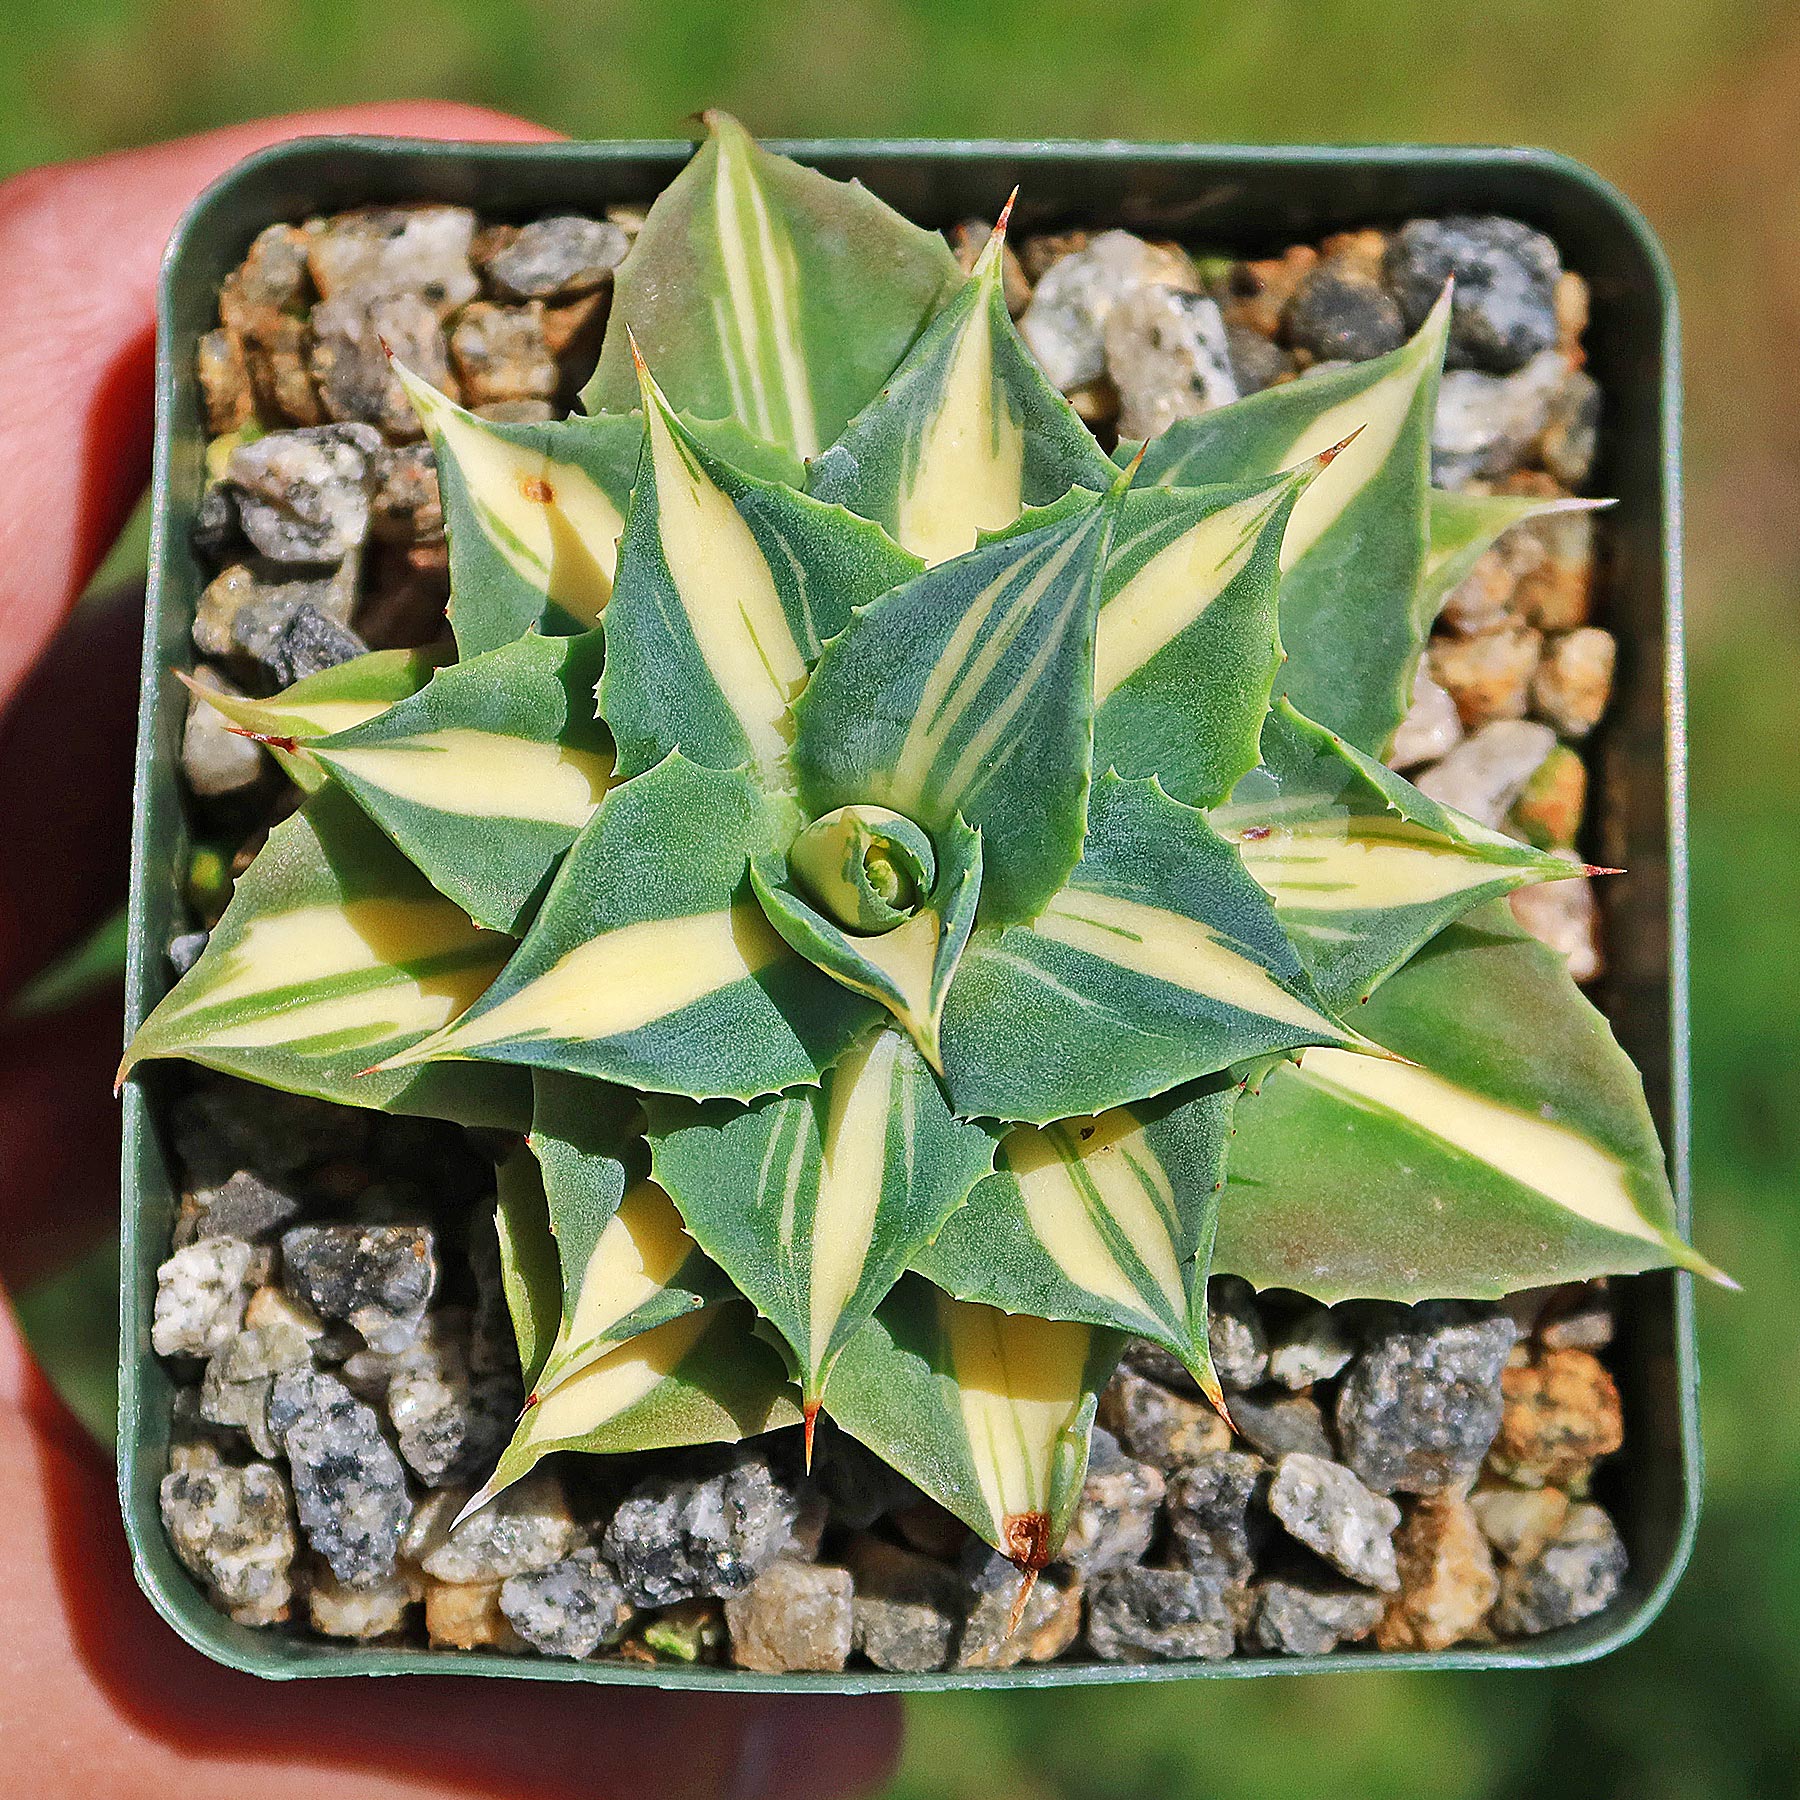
[0,105,902,1800]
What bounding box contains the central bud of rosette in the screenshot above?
[788,805,936,935]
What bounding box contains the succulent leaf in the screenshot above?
[1214,700,1584,1011]
[807,215,1114,563]
[792,489,1113,924]
[582,112,962,459]
[750,812,983,1070]
[1092,470,1306,808]
[1420,488,1609,625]
[939,773,1362,1124]
[914,1077,1233,1392]
[299,630,612,933]
[494,1142,561,1388]
[181,646,451,791]
[1217,905,1721,1301]
[647,1026,998,1412]
[600,368,922,792]
[118,788,525,1126]
[1135,290,1451,755]
[463,1301,802,1518]
[374,755,878,1099]
[823,1278,1117,1566]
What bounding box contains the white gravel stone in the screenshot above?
[413,1469,579,1582]
[1531,626,1617,738]
[1509,852,1602,982]
[152,1237,255,1357]
[1267,1453,1402,1591]
[1105,284,1238,440]
[1414,719,1557,827]
[1020,230,1199,391]
[1432,349,1569,487]
[1387,667,1466,770]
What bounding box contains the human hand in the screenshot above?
[0,104,901,1800]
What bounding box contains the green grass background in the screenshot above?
[6,4,1796,1793]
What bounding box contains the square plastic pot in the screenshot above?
[120,134,1698,1691]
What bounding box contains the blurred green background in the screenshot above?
[5,3,1796,1794]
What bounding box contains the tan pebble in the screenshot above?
[1430,626,1544,728]
[1508,744,1587,848]
[1509,853,1603,982]
[1555,271,1590,357]
[1439,541,1531,637]
[1018,230,1089,283]
[957,1566,1085,1669]
[1219,245,1318,339]
[310,1563,420,1639]
[198,329,253,436]
[425,1578,522,1651]
[949,218,1032,315]
[1470,1483,1572,1565]
[1487,1348,1623,1488]
[1317,227,1389,281]
[723,1563,852,1673]
[1376,1493,1499,1651]
[1532,627,1616,738]
[1066,375,1120,428]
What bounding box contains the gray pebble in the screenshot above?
[1208,1275,1270,1391]
[1165,1450,1265,1591]
[1120,1336,1202,1398]
[1283,264,1406,362]
[226,424,385,564]
[501,1549,634,1658]
[1230,1389,1336,1462]
[1020,229,1197,391]
[1414,719,1557,828]
[1058,1426,1165,1575]
[192,481,244,561]
[1250,1575,1386,1655]
[955,1544,1085,1668]
[1539,366,1601,487]
[1432,350,1568,487]
[1104,284,1238,441]
[200,1314,314,1456]
[602,1447,805,1606]
[1096,1365,1229,1472]
[1335,1302,1517,1495]
[484,215,629,302]
[282,1223,437,1353]
[180,667,263,797]
[160,1458,297,1626]
[192,558,358,677]
[265,603,369,687]
[379,1315,518,1486]
[306,206,479,315]
[168,930,210,977]
[1266,1306,1358,1390]
[848,1536,966,1672]
[175,1169,302,1249]
[1086,1566,1235,1663]
[415,1469,579,1582]
[1493,1501,1628,1635]
[1223,321,1294,394]
[310,290,454,442]
[1267,1452,1401,1590]
[267,1369,411,1588]
[370,441,444,544]
[152,1237,254,1358]
[1386,215,1562,372]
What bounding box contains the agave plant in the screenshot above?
[126,115,1721,1594]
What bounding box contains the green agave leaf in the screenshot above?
[463,1301,802,1518]
[494,1140,561,1389]
[938,772,1364,1125]
[823,1277,1118,1567]
[303,630,612,934]
[582,111,961,461]
[118,787,526,1127]
[915,1078,1234,1396]
[1420,488,1609,626]
[1213,700,1581,1011]
[648,1027,998,1423]
[181,646,450,792]
[527,1071,729,1399]
[807,212,1114,564]
[600,364,922,793]
[792,488,1114,924]
[1216,904,1724,1302]
[398,368,638,659]
[749,812,982,1070]
[375,754,878,1100]
[1093,468,1308,809]
[1135,291,1451,756]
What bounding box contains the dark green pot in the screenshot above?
[121,135,1697,1689]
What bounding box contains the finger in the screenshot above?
[0,581,140,1000]
[0,1311,901,1800]
[0,102,562,713]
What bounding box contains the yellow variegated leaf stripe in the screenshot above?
[460,1303,802,1520]
[823,1279,1115,1564]
[316,730,612,828]
[893,229,1027,564]
[1232,814,1531,911]
[385,904,785,1062]
[398,366,625,630]
[119,790,523,1125]
[1092,479,1292,703]
[635,362,806,778]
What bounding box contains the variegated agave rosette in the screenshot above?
[125,115,1723,1586]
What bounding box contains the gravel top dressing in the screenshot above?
[128,125,1705,1681]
